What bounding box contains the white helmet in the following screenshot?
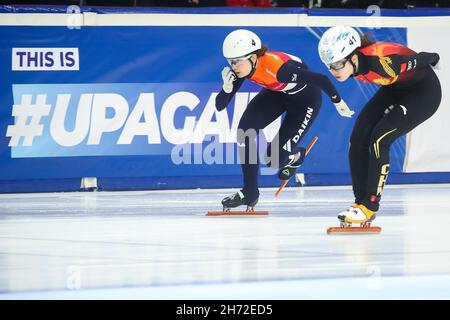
[223,29,262,59]
[318,26,361,65]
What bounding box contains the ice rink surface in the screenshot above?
[1,184,450,300]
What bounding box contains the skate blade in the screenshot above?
[206,211,269,217]
[327,226,382,234]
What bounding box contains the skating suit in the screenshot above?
[216,51,341,202]
[349,42,441,211]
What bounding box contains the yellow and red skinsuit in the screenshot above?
[349,41,441,213]
[355,42,419,86]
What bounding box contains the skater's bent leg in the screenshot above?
[349,120,373,204]
[237,90,285,201]
[266,88,321,169]
[266,114,309,170]
[349,88,395,204]
[363,76,442,212]
[237,127,260,202]
[363,120,403,212]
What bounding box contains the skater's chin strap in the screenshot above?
[349,51,364,77]
[246,55,259,78]
[349,56,358,77]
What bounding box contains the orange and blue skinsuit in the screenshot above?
[216,51,342,203]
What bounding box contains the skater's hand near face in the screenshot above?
[222,67,237,93]
[333,98,355,118]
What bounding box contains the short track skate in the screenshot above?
[206,191,268,216]
[275,136,318,197]
[327,214,381,234]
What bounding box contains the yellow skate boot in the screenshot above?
[337,204,376,227]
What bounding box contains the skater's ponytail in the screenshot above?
[360,32,375,48]
[254,45,268,57]
[345,32,375,61]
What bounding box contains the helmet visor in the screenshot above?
[328,58,348,71]
[227,53,253,67]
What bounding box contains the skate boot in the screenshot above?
[278,147,306,180]
[222,190,259,212]
[337,204,376,227]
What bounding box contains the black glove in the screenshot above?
[331,95,341,104]
[430,53,440,67]
[422,52,440,67]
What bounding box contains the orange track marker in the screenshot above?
[327,226,382,234]
[206,211,269,216]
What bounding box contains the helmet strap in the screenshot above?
[348,52,359,77]
[349,59,357,77]
[246,55,258,78]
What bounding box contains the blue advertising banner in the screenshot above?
[0,25,407,184]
